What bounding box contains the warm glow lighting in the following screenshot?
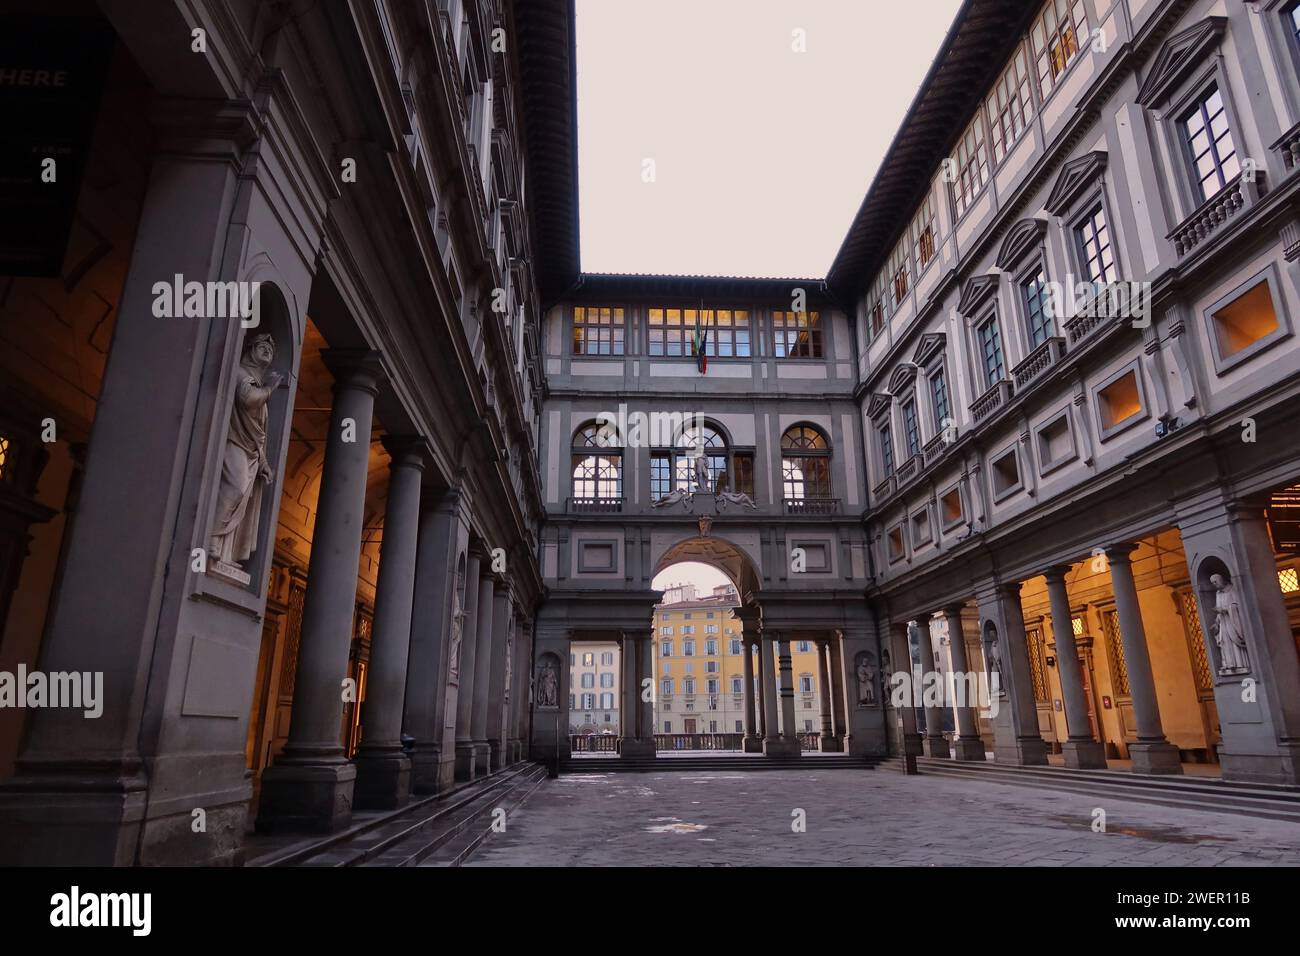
[1280,568,1299,594]
[1213,281,1279,356]
[1099,371,1142,429]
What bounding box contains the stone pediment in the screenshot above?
[1045,151,1109,216]
[957,274,999,317]
[1136,17,1227,107]
[912,332,947,367]
[996,218,1048,270]
[867,392,894,419]
[888,364,917,397]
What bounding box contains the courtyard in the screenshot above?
[468,769,1300,867]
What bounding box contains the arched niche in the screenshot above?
[1192,553,1250,679]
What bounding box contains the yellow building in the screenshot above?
[653,583,825,738]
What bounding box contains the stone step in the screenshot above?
[559,755,885,774]
[907,757,1300,824]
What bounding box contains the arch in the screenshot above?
[571,420,623,502]
[981,620,1002,683]
[1192,552,1236,676]
[654,533,763,601]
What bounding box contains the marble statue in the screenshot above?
[855,651,877,706]
[1209,572,1251,674]
[208,332,281,565]
[447,590,464,684]
[693,453,710,492]
[650,488,692,510]
[986,637,1003,683]
[538,659,558,708]
[716,490,758,511]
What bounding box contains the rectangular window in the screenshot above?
[878,423,895,478]
[887,237,912,308]
[910,193,937,271]
[772,311,823,358]
[902,400,921,458]
[1102,609,1130,695]
[572,306,625,355]
[732,451,755,498]
[986,44,1035,164]
[662,721,671,734]
[661,679,673,696]
[707,679,719,694]
[1210,276,1281,360]
[731,677,743,694]
[649,454,672,501]
[683,640,695,656]
[729,639,742,655]
[1022,266,1055,347]
[1098,369,1143,431]
[1031,0,1088,99]
[683,678,696,694]
[796,641,811,653]
[799,676,814,693]
[930,367,951,431]
[952,113,990,217]
[1076,205,1115,285]
[705,639,718,655]
[660,640,671,656]
[647,308,688,357]
[978,318,1005,386]
[705,661,719,673]
[705,309,751,357]
[1181,84,1239,203]
[582,652,594,666]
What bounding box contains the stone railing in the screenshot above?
[872,475,895,501]
[568,496,624,513]
[922,432,949,466]
[1168,172,1263,257]
[654,734,743,751]
[895,453,922,486]
[783,496,840,516]
[569,734,618,753]
[1273,120,1300,174]
[971,379,1014,424]
[797,733,821,752]
[1011,336,1067,390]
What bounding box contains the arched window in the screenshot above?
[649,422,754,501]
[571,422,622,510]
[781,425,832,506]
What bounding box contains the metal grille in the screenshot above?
[277,580,307,698]
[1026,627,1049,703]
[1102,609,1130,696]
[1178,589,1213,691]
[1280,567,1299,594]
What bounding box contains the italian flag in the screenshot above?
[691,310,709,374]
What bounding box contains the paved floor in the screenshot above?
[467,768,1300,866]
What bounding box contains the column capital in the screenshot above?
[380,434,429,470]
[1043,564,1072,584]
[1103,542,1139,564]
[321,348,386,395]
[941,603,965,619]
[993,580,1023,599]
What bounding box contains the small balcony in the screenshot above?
[895,453,922,486]
[1011,336,1067,390]
[971,379,1013,424]
[1273,120,1300,175]
[1168,172,1264,258]
[871,475,895,501]
[568,496,624,514]
[783,496,840,515]
[922,432,949,466]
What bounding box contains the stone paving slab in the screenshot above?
[466,768,1300,867]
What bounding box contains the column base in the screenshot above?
[922,735,950,759]
[897,731,924,758]
[408,744,455,795]
[1220,744,1300,786]
[472,741,491,776]
[352,749,412,811]
[489,741,506,772]
[818,735,843,753]
[992,735,1049,766]
[1062,738,1109,770]
[1129,740,1184,775]
[762,738,801,757]
[619,738,656,759]
[256,757,356,834]
[742,736,763,753]
[951,737,986,761]
[454,742,479,782]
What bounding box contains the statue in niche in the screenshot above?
[208,332,282,566]
[855,651,877,707]
[986,636,1003,686]
[537,659,558,708]
[1209,572,1251,675]
[447,593,465,685]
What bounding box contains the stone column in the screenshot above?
[827,636,850,748]
[759,636,780,751]
[915,618,950,758]
[257,350,385,833]
[943,605,986,761]
[1044,566,1107,768]
[816,640,837,751]
[1105,544,1183,774]
[889,621,922,771]
[620,631,653,757]
[486,588,512,771]
[468,571,496,776]
[975,582,1049,766]
[741,635,761,752]
[509,616,532,762]
[453,549,484,780]
[353,437,426,809]
[763,634,801,756]
[639,635,655,749]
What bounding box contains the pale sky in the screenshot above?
[652,560,731,594]
[575,0,964,278]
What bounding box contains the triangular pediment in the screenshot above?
[996,218,1048,269]
[957,274,999,317]
[867,392,894,419]
[912,332,947,367]
[1136,17,1227,107]
[1045,151,1109,216]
